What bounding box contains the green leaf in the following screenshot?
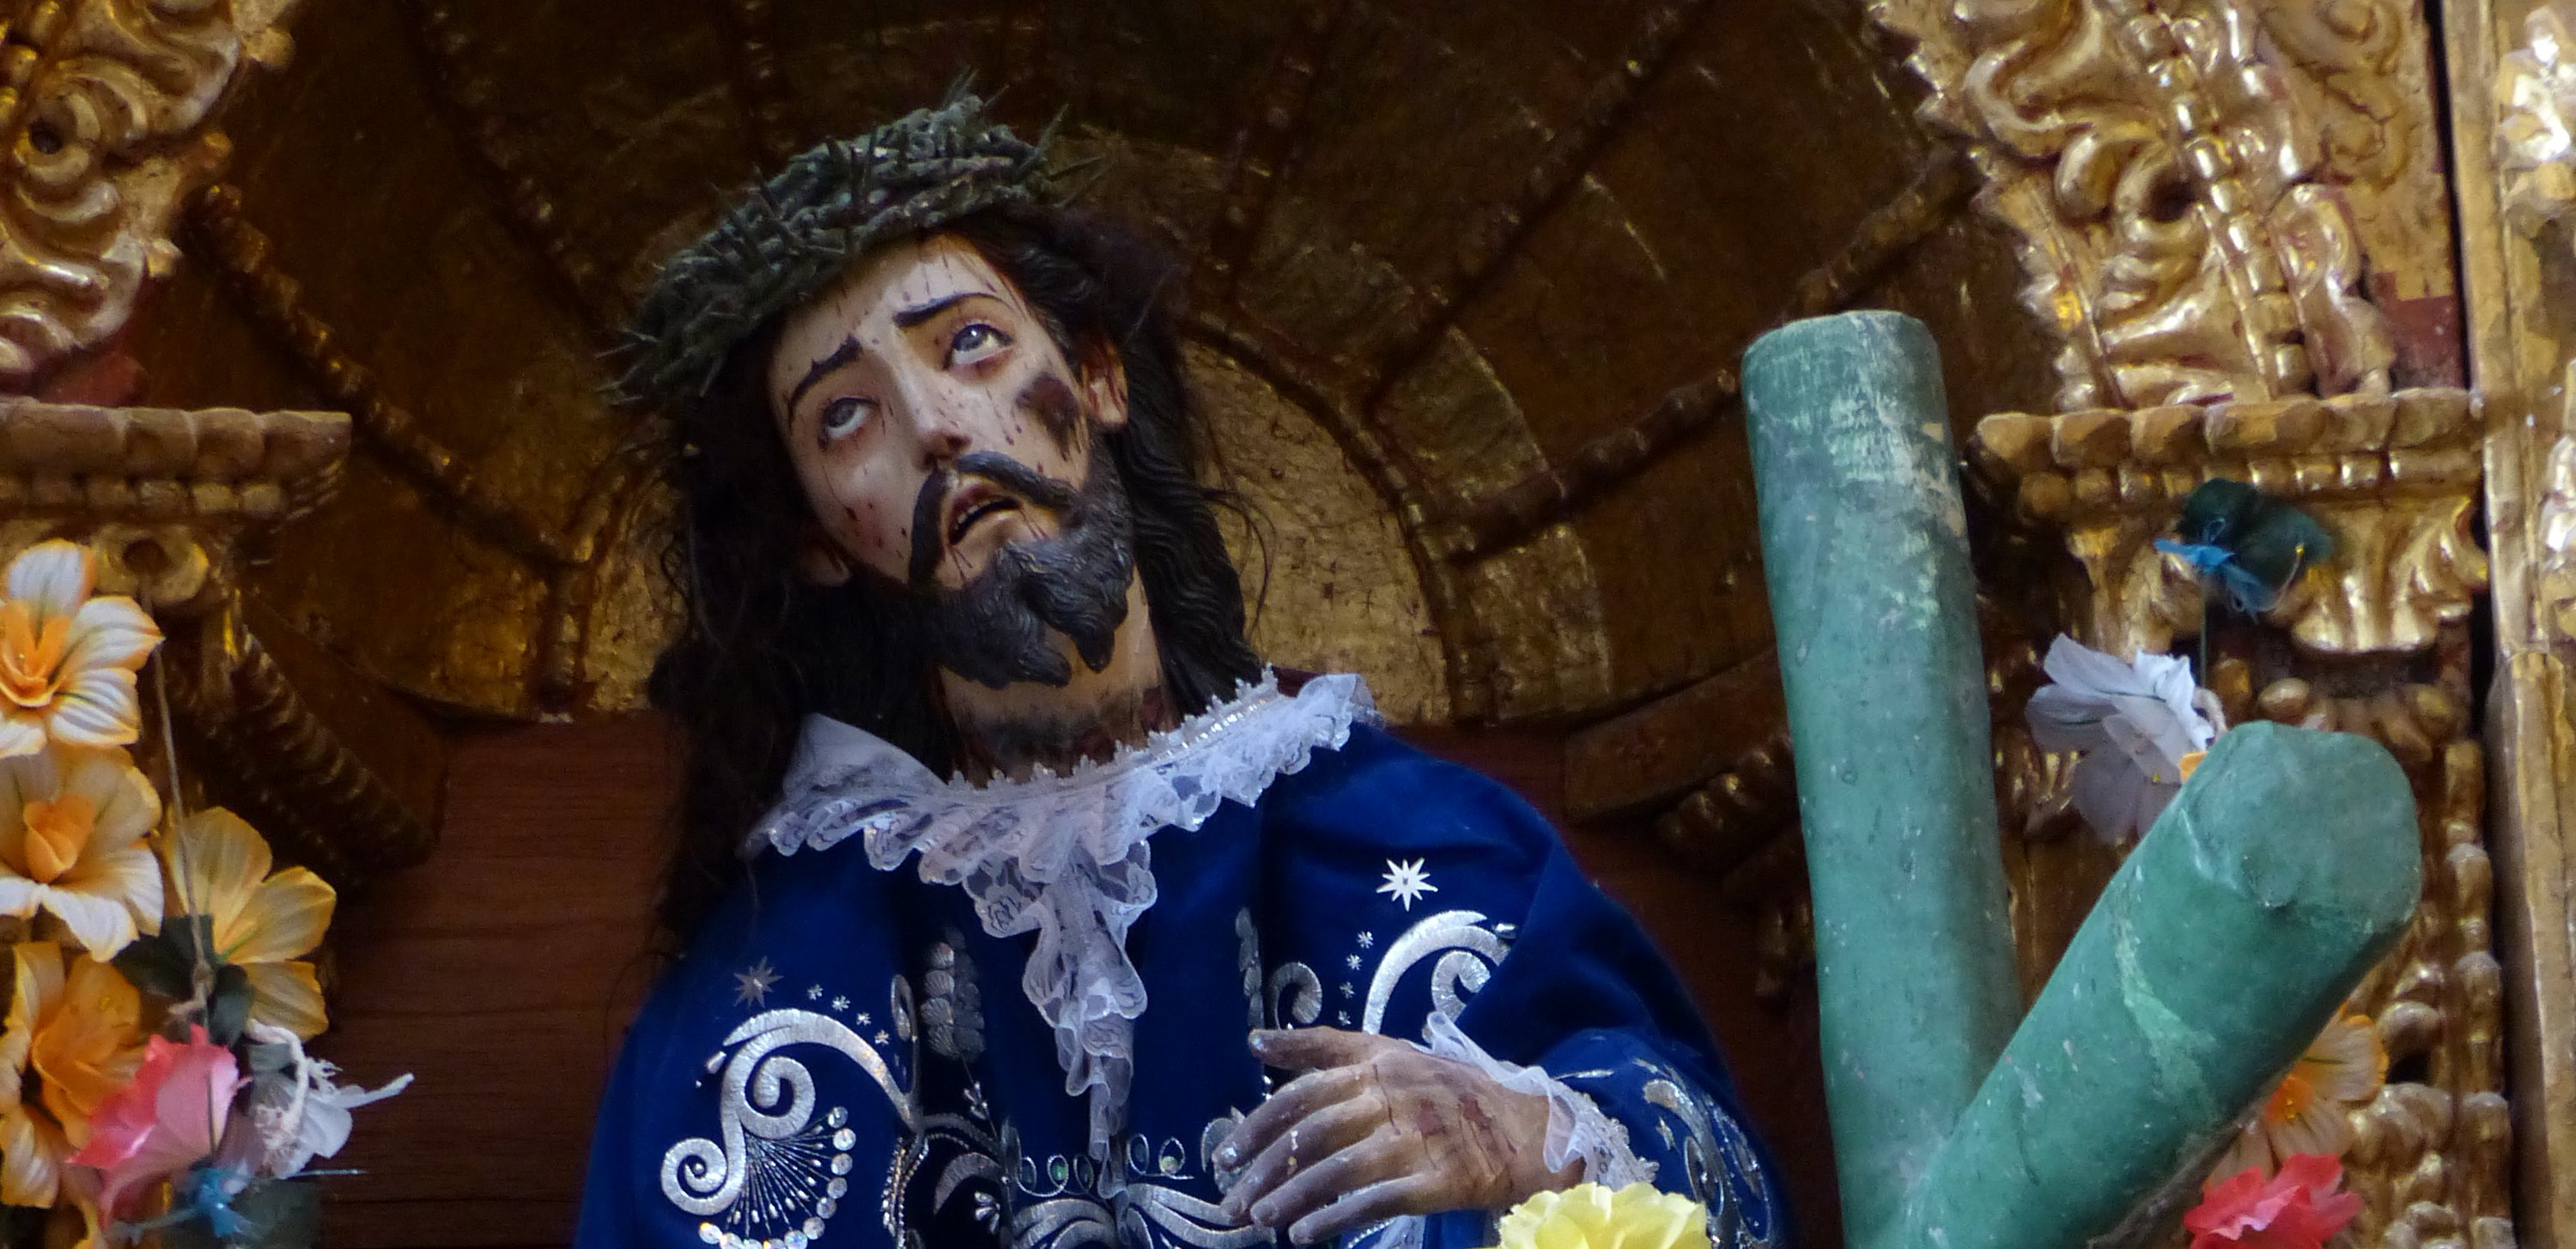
[209,962,252,1048]
[112,931,193,1000]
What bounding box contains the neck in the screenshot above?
[940,577,1175,782]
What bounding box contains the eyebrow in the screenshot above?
[892,291,983,330]
[784,336,860,415]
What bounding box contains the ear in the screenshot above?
[1076,336,1131,433]
[796,529,854,587]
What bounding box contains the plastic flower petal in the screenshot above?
[2025,635,2223,842]
[69,1025,247,1218]
[2186,1154,2365,1249]
[0,542,161,758]
[1485,1182,1709,1249]
[161,809,336,1039]
[0,746,163,956]
[0,941,145,1207]
[2214,1015,2388,1179]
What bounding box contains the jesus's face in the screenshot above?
[767,232,1140,689]
[766,233,1128,590]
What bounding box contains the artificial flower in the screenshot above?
[1481,1182,1709,1249]
[0,942,145,1207]
[238,1023,410,1178]
[69,1025,248,1219]
[2024,635,2223,842]
[159,809,335,1039]
[0,746,162,956]
[2214,1015,2387,1179]
[0,541,161,759]
[2185,1153,2365,1249]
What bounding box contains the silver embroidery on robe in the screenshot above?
[1265,962,1321,1029]
[1642,1064,1780,1249]
[1360,909,1513,1033]
[924,936,987,1064]
[663,988,919,1246]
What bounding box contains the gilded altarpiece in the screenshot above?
[0,0,2567,1246]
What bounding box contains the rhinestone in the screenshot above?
[699,1224,721,1245]
[833,1128,856,1150]
[787,1235,808,1249]
[827,1179,848,1199]
[805,1218,827,1238]
[827,1107,848,1129]
[817,1198,840,1219]
[831,1154,854,1176]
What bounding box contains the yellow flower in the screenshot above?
[0,542,161,759]
[0,746,163,956]
[1485,1183,1712,1249]
[2214,1014,2387,1179]
[0,941,145,1208]
[161,808,335,1039]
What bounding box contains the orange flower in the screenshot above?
[0,746,164,956]
[161,809,335,1039]
[0,542,161,760]
[2213,1015,2386,1179]
[0,941,146,1209]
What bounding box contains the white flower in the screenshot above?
[239,1022,409,1178]
[2024,636,2222,842]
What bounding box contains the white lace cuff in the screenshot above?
[1419,1013,1656,1189]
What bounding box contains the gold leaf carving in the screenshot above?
[0,0,304,388]
[1971,389,2486,655]
[1874,0,2398,408]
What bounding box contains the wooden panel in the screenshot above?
[313,715,1832,1248]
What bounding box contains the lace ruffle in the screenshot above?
[751,670,1378,1155]
[1420,1014,1656,1190]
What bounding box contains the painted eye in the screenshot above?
[948,322,1011,367]
[818,396,874,440]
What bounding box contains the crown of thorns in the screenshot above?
[615,90,1057,411]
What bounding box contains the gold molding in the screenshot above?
[1969,388,2488,656]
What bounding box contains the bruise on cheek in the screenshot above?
[1016,372,1084,458]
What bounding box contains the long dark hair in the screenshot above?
[646,203,1262,945]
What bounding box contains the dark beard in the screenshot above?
[908,443,1137,690]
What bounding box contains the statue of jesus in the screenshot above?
[574,93,1783,1249]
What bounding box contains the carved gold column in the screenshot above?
[2451,3,2576,1246]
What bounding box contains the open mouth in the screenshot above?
[945,485,1022,547]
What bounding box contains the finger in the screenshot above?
[1249,1125,1407,1234]
[1219,1094,1388,1221]
[1216,1065,1369,1172]
[1287,1173,1447,1246]
[1250,1026,1395,1073]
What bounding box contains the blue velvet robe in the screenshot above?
[574,710,1783,1249]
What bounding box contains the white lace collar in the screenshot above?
[750,670,1378,1155]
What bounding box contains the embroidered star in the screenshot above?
[832,996,852,1012]
[854,1011,872,1027]
[874,1030,890,1045]
[1357,931,1375,949]
[1377,859,1437,910]
[1337,1010,1352,1026]
[1345,954,1364,970]
[732,958,780,1006]
[805,985,824,1001]
[1339,981,1355,997]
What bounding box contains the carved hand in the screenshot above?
[1212,1027,1581,1244]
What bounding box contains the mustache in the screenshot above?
[907,450,1084,589]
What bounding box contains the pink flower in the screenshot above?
[2185,1153,2366,1249]
[65,1026,246,1218]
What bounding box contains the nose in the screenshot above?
[908,391,975,469]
